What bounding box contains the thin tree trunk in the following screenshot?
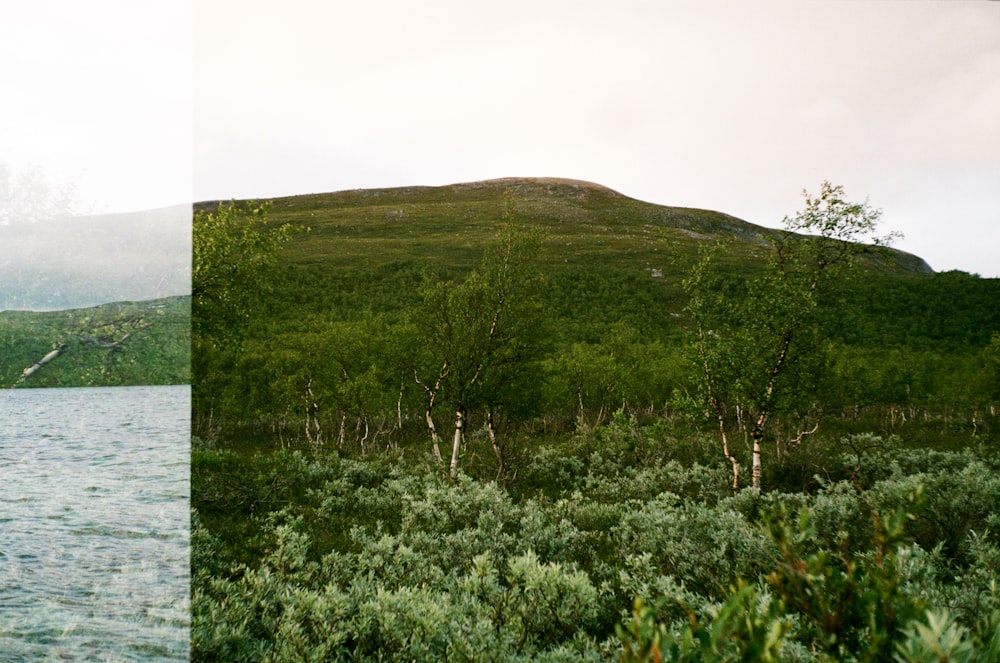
[751,432,762,491]
[487,407,503,479]
[426,409,443,465]
[750,409,769,491]
[450,408,465,479]
[697,324,741,492]
[748,327,795,491]
[416,366,447,467]
[304,378,321,446]
[359,416,370,455]
[720,412,740,493]
[397,384,404,429]
[715,410,739,492]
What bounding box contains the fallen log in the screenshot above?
[18,343,68,380]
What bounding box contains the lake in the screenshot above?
[0,385,189,661]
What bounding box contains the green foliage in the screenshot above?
[682,183,907,490]
[192,200,292,341]
[413,224,547,406]
[544,323,684,428]
[614,493,773,600]
[406,222,549,475]
[823,271,1000,352]
[191,179,1000,455]
[0,295,189,387]
[617,483,1000,662]
[190,179,1000,660]
[192,433,1000,661]
[868,461,1000,566]
[618,587,790,663]
[982,334,1000,402]
[764,493,926,660]
[895,607,1000,663]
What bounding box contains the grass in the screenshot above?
[199,177,982,343]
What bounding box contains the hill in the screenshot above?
[194,177,999,447]
[1,295,190,388]
[208,177,935,336]
[256,176,930,270]
[204,177,965,340]
[191,180,1000,661]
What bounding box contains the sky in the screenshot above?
[4,1,999,281]
[2,1,192,215]
[2,1,192,309]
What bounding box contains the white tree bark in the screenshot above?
[426,408,443,465]
[751,436,762,491]
[487,407,503,479]
[697,325,741,492]
[449,408,465,479]
[720,416,740,493]
[416,366,447,467]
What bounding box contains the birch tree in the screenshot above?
[267,319,391,449]
[683,182,897,491]
[413,224,545,478]
[192,201,292,342]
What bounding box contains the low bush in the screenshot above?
[192,429,1000,661]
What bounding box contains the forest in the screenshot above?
[191,179,1000,661]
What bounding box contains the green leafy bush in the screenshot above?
[192,431,1000,661]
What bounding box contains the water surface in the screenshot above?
[0,385,189,661]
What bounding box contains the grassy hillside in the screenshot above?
[195,178,997,428]
[202,177,938,339]
[1,295,190,388]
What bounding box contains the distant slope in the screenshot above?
[200,177,936,340]
[1,295,190,388]
[249,176,932,273]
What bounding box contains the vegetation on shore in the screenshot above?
[191,179,1000,660]
[0,295,190,388]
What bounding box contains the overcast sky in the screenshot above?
[3,0,192,309]
[5,1,999,278]
[2,1,192,215]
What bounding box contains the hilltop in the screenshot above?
[253,176,930,267]
[210,177,942,339]
[1,295,190,388]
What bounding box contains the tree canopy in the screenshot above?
[683,182,897,490]
[192,201,292,341]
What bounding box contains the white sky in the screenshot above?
[2,0,192,215]
[5,1,999,277]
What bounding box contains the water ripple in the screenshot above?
[0,385,189,661]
